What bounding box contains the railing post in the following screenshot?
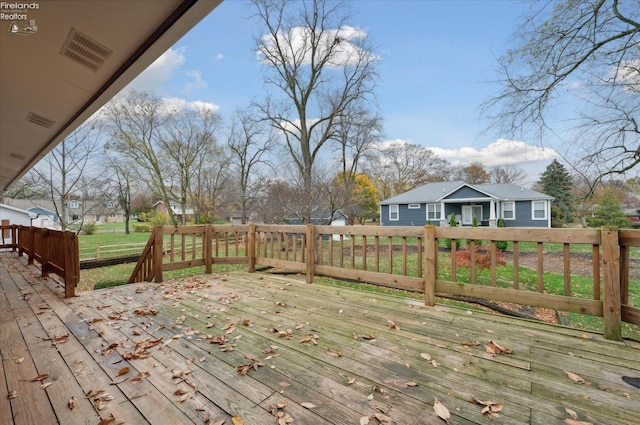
[153,226,164,283]
[63,231,76,298]
[305,224,315,284]
[28,226,35,264]
[17,225,24,256]
[424,225,436,306]
[11,225,17,251]
[247,224,256,273]
[41,228,50,278]
[601,226,621,341]
[205,224,213,274]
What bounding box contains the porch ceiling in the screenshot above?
[0,0,222,192]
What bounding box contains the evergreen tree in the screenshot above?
[538,160,574,227]
[588,189,631,228]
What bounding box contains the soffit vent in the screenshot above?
[26,112,55,128]
[60,28,113,72]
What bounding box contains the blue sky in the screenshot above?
[127,0,559,184]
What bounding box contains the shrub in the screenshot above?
[149,211,170,227]
[444,212,461,249]
[133,223,151,233]
[83,222,97,235]
[455,246,507,275]
[495,218,508,251]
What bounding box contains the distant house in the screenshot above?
[379,181,553,228]
[624,208,640,223]
[0,203,35,248]
[3,198,125,225]
[285,209,349,226]
[153,201,194,222]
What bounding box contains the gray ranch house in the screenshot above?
[379,181,553,227]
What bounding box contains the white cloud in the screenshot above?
[428,139,558,167]
[258,25,378,68]
[214,53,224,60]
[127,47,187,92]
[160,97,219,113]
[183,70,208,92]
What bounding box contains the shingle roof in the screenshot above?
[379,181,553,205]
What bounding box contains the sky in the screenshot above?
[126,0,560,185]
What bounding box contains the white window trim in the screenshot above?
[408,203,420,209]
[389,205,399,221]
[501,201,515,220]
[426,203,441,221]
[531,200,547,220]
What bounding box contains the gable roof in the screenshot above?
[0,203,36,218]
[379,181,553,205]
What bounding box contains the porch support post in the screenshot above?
[601,226,621,341]
[489,199,497,227]
[439,201,447,226]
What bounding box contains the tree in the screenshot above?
[538,159,575,227]
[489,166,526,184]
[105,92,221,225]
[251,0,379,222]
[105,155,135,234]
[365,141,449,199]
[327,171,378,224]
[31,121,103,230]
[227,108,276,224]
[463,162,489,184]
[484,0,640,179]
[333,107,383,179]
[587,188,631,228]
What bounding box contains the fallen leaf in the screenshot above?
[231,416,244,425]
[433,397,450,424]
[565,408,578,420]
[563,420,594,425]
[301,402,316,409]
[15,357,24,364]
[68,396,77,409]
[97,414,116,425]
[117,367,130,376]
[563,370,590,385]
[32,373,50,382]
[41,382,52,390]
[420,352,432,361]
[360,416,370,425]
[7,390,17,399]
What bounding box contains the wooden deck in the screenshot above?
[2,252,639,425]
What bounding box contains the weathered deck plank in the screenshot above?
[1,253,639,425]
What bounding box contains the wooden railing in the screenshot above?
[129,224,639,340]
[1,225,80,298]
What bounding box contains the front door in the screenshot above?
[461,205,482,225]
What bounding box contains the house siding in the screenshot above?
[447,186,487,199]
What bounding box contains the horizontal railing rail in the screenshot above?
[128,224,638,340]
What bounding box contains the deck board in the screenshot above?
[1,252,639,425]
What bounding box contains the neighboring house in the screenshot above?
[3,198,125,225]
[28,206,62,229]
[624,208,640,223]
[285,209,350,240]
[379,181,553,228]
[0,203,35,248]
[153,201,194,223]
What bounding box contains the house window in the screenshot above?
[408,204,420,209]
[426,204,441,221]
[389,205,399,221]
[502,202,515,220]
[107,201,116,208]
[532,201,547,220]
[110,213,116,218]
[68,200,80,209]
